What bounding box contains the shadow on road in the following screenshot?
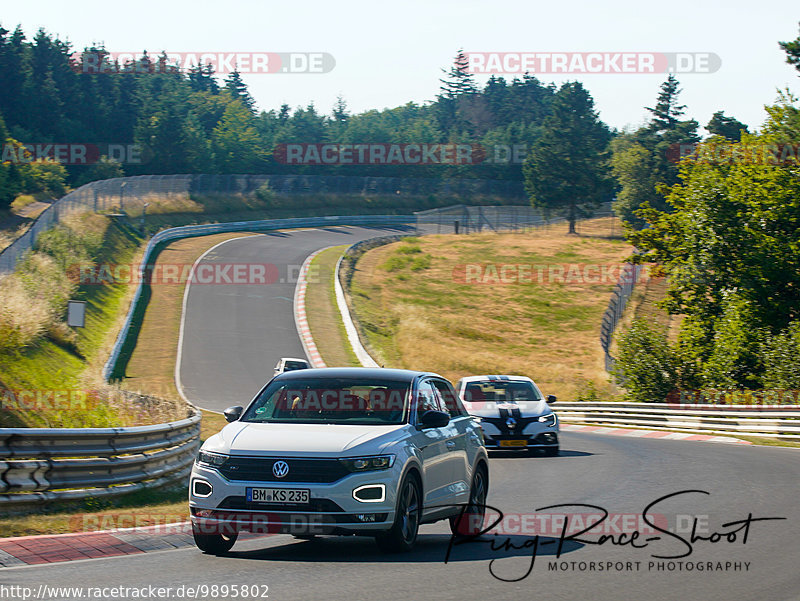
[226,533,583,564]
[488,449,594,459]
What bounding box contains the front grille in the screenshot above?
[481,416,539,434]
[218,496,345,512]
[217,457,350,483]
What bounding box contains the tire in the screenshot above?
[542,446,560,457]
[293,534,317,540]
[376,476,421,553]
[192,525,238,555]
[450,465,488,537]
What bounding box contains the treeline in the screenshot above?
[0,27,566,209]
[611,27,800,400]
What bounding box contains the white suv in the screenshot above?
[190,367,489,554]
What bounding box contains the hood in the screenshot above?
[202,421,406,457]
[463,399,551,418]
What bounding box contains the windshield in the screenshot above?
[242,377,410,425]
[463,380,542,402]
[283,361,308,371]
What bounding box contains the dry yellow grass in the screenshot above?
[349,219,632,400]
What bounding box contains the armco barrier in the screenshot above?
[0,409,200,507]
[335,234,416,367]
[555,402,800,440]
[102,215,416,381]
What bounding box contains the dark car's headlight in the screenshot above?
[340,455,396,472]
[538,413,557,426]
[196,451,229,468]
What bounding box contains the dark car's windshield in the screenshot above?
[463,380,541,402]
[242,377,410,425]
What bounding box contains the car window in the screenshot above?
[284,360,308,371]
[463,380,541,402]
[415,380,443,421]
[432,379,466,417]
[242,377,410,425]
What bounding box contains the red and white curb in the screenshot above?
[294,248,329,368]
[0,523,274,567]
[561,423,751,444]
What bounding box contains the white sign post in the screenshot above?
[67,300,86,328]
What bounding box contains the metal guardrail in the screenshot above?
[2,215,412,509]
[555,402,800,440]
[102,214,416,381]
[336,234,418,368]
[0,410,201,507]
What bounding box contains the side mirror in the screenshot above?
[224,406,244,422]
[420,409,450,429]
[546,395,557,404]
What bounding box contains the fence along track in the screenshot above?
[0,174,528,275]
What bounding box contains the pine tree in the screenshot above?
[332,95,349,123]
[706,111,749,141]
[779,23,800,73]
[523,82,612,233]
[612,76,699,227]
[188,63,219,93]
[645,75,686,133]
[224,69,255,112]
[439,49,477,99]
[0,26,31,128]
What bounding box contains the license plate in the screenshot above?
[499,439,528,447]
[246,487,310,504]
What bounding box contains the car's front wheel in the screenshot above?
[542,446,560,457]
[376,476,421,553]
[450,464,488,537]
[192,525,238,555]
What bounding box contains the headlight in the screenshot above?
[196,450,229,467]
[340,455,396,472]
[538,413,556,425]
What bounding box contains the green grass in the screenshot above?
[0,218,144,427]
[734,435,800,448]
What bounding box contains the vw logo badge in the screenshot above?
[506,417,517,430]
[272,460,289,479]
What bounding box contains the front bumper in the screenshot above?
[189,463,398,535]
[478,415,559,450]
[482,431,559,450]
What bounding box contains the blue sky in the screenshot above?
[2,0,798,132]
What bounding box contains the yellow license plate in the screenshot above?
[499,440,527,447]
